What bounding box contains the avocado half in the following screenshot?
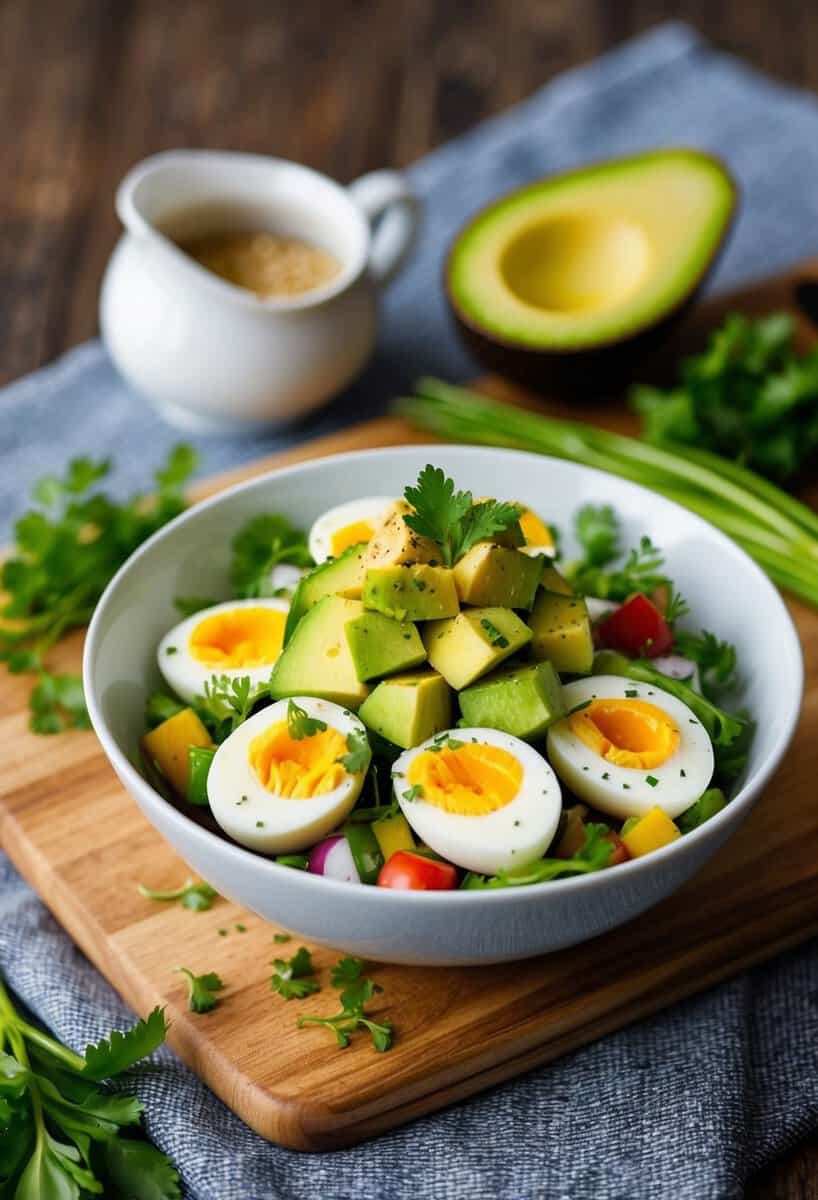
[445,149,737,395]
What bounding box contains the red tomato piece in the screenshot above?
[603,832,630,866]
[377,850,458,891]
[597,593,673,658]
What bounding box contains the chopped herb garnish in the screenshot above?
[177,966,224,1014]
[336,727,370,773]
[403,784,423,802]
[646,775,659,787]
[137,877,219,912]
[287,698,328,740]
[479,617,509,648]
[271,946,320,1000]
[402,464,521,566]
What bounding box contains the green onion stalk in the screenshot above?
[397,378,818,609]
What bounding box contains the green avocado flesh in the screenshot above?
[270,594,370,709]
[458,661,565,741]
[529,591,593,674]
[448,150,734,350]
[285,543,367,643]
[358,671,452,749]
[423,607,532,691]
[344,611,427,682]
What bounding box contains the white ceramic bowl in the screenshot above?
[84,446,803,965]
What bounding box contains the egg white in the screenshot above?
[269,562,307,597]
[308,497,394,564]
[157,597,290,705]
[207,697,369,854]
[546,676,714,820]
[392,727,562,875]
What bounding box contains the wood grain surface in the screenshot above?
[2,264,818,1164]
[3,0,818,1187]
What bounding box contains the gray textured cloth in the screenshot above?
[2,21,818,1199]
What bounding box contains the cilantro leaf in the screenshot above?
[176,968,224,1014]
[196,674,264,741]
[570,533,672,602]
[330,957,364,987]
[231,514,313,598]
[673,630,738,698]
[137,877,219,912]
[402,465,521,566]
[271,946,320,1001]
[336,728,370,773]
[461,822,614,890]
[297,967,392,1051]
[82,1007,169,1080]
[103,1138,181,1199]
[287,699,328,740]
[28,671,90,734]
[631,311,818,483]
[1,444,196,735]
[574,504,620,567]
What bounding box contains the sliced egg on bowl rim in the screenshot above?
[308,496,395,564]
[207,697,370,854]
[392,727,561,876]
[546,675,714,821]
[158,597,290,705]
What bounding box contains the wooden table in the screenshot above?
[1,0,815,1192]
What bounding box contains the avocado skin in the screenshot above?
[445,149,738,398]
[450,298,704,398]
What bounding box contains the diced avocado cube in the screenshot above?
[285,542,368,643]
[363,564,459,622]
[529,590,593,674]
[453,543,542,609]
[358,670,452,749]
[541,563,573,595]
[423,606,531,690]
[458,661,564,740]
[344,611,426,682]
[270,594,369,709]
[365,499,440,567]
[141,708,213,799]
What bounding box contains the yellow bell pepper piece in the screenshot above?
[141,708,213,799]
[622,806,681,858]
[372,812,415,860]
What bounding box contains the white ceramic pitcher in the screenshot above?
[100,150,420,432]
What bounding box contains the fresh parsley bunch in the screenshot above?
[0,973,178,1197]
[1,445,197,734]
[402,465,522,566]
[632,311,818,482]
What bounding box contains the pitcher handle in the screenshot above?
[347,170,420,287]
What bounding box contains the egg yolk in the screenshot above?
[519,508,553,549]
[407,742,523,816]
[189,607,286,668]
[331,520,375,557]
[569,698,679,770]
[249,722,348,798]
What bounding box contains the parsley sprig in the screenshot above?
[297,962,392,1051]
[402,465,521,566]
[0,971,177,1196]
[271,947,320,1000]
[287,699,328,740]
[336,728,371,773]
[196,675,265,742]
[137,877,219,912]
[230,514,313,598]
[176,967,224,1014]
[673,630,738,698]
[1,446,196,734]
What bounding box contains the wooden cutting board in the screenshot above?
[3,260,818,1152]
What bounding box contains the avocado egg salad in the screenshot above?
[139,466,751,892]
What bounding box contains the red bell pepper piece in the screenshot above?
[377,850,458,891]
[597,593,673,658]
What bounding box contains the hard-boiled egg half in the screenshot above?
[207,697,370,854]
[158,598,290,705]
[392,727,561,875]
[308,497,395,563]
[547,676,714,821]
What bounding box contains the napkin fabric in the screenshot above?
[4,21,818,1200]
